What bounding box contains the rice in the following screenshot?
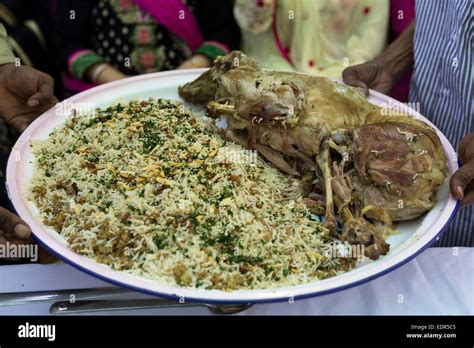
[28,98,354,290]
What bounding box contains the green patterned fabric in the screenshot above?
[195,43,228,61]
[71,51,105,80]
[109,0,154,25]
[131,24,157,46]
[130,46,166,74]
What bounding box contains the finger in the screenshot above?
[10,116,30,133]
[0,234,32,245]
[342,67,369,96]
[461,182,474,208]
[450,160,474,200]
[27,98,40,107]
[0,234,20,261]
[177,61,195,70]
[461,190,474,208]
[27,92,57,107]
[4,236,33,245]
[457,133,474,164]
[39,245,58,264]
[27,74,56,107]
[0,207,31,240]
[9,104,54,133]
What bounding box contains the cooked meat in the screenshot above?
[179,51,448,260]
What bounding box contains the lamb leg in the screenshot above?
[316,144,337,235]
[330,160,390,260]
[207,101,238,118]
[340,206,390,260]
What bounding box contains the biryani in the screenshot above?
[28,98,354,290]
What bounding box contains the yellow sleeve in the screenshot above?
[345,0,390,64]
[0,24,15,66]
[315,0,390,80]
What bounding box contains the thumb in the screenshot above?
[342,66,369,96]
[0,207,31,239]
[27,74,56,107]
[450,159,474,200]
[9,116,30,133]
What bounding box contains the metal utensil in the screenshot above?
[0,287,252,314]
[50,299,253,315]
[0,287,132,306]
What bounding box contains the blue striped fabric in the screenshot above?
[409,0,473,246]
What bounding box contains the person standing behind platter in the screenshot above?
[343,0,473,247]
[53,0,241,95]
[233,0,389,79]
[0,24,57,258]
[0,0,63,97]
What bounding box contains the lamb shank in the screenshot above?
[179,51,448,260]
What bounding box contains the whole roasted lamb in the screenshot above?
[179,51,448,259]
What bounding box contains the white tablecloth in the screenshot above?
[0,248,472,315]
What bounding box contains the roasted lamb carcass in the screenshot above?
[179,51,448,259]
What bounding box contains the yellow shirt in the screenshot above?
[235,0,389,79]
[0,24,15,66]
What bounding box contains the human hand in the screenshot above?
[342,59,395,96]
[0,206,58,263]
[343,21,415,96]
[93,64,128,84]
[0,207,31,248]
[0,63,58,132]
[178,54,211,70]
[450,133,474,207]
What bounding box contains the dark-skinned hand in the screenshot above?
[0,63,57,132]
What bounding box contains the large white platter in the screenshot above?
[6,69,460,303]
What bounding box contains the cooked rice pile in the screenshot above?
[29,99,353,290]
